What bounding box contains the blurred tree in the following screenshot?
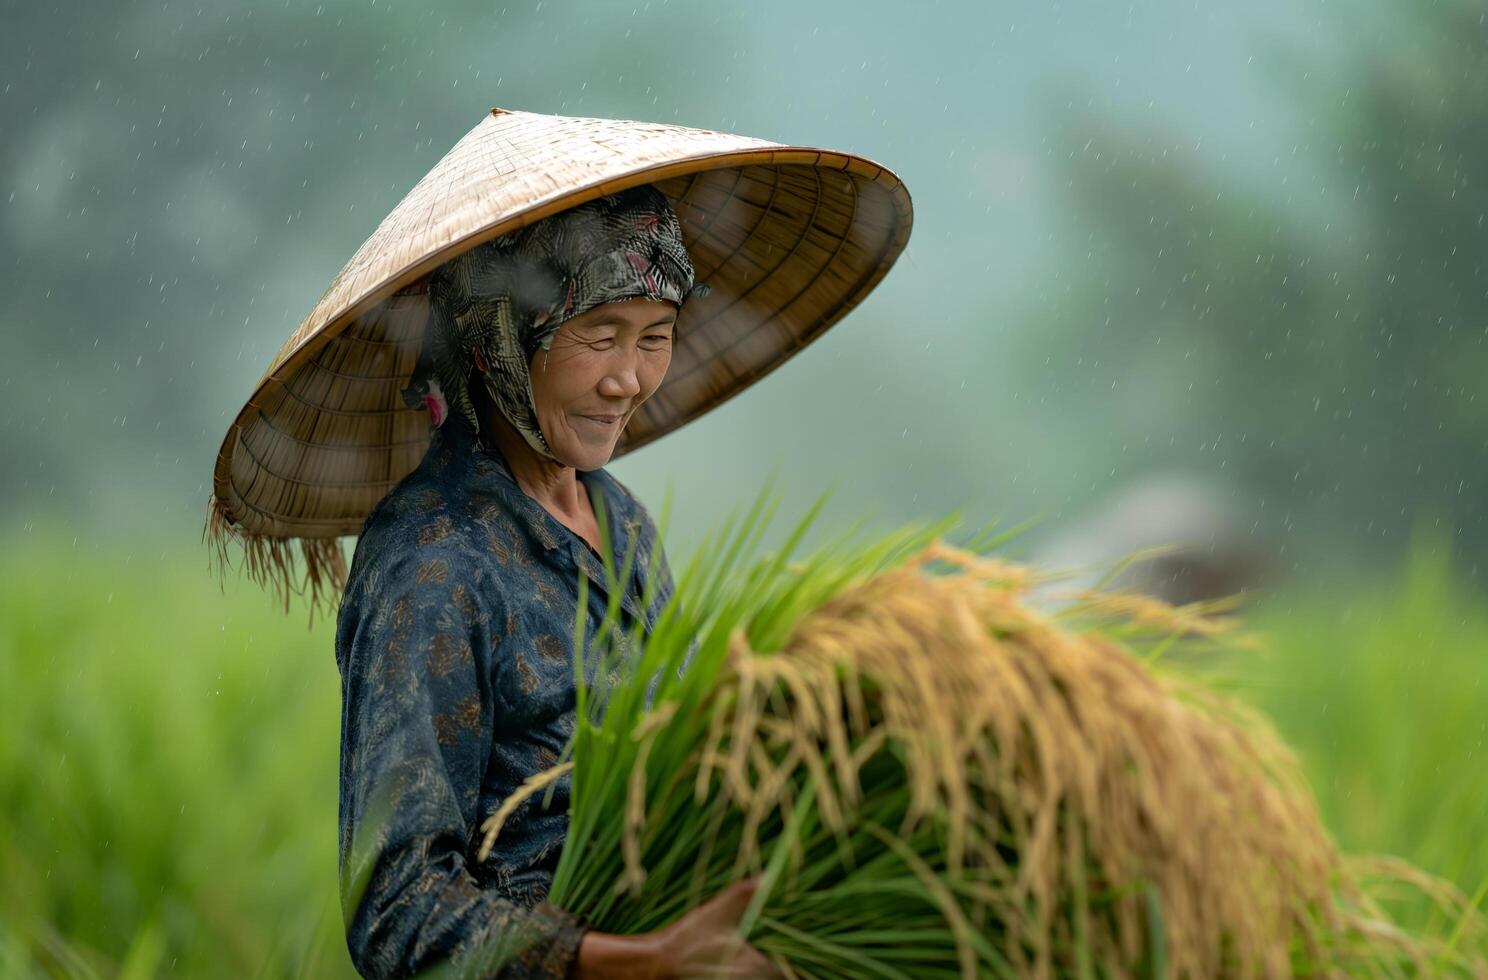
[0,0,731,525]
[1020,0,1486,581]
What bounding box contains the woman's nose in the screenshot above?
[600,354,642,398]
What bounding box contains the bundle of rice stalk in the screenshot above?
[482,492,1488,979]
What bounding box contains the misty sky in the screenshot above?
[5,0,1442,586]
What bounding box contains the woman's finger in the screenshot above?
[712,875,761,924]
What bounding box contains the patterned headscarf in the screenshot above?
[401,184,708,461]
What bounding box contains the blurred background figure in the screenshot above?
[1030,472,1275,608]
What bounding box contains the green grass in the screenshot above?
[0,524,1483,976]
[1221,529,1488,904]
[0,535,353,979]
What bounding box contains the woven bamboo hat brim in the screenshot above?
[207,106,912,612]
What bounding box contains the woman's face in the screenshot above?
[528,297,677,470]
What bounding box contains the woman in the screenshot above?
[206,106,911,980]
[335,186,781,979]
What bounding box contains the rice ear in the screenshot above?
[203,494,348,625]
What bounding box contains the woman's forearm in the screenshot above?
[574,930,669,980]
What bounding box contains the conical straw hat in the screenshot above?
[207,106,913,612]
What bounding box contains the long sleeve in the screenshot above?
[335,541,586,980]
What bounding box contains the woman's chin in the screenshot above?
[558,437,616,471]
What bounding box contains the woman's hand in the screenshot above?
[573,876,784,980]
[652,876,783,979]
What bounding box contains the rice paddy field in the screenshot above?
[1,524,1484,978]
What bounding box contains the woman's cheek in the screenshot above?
[645,348,673,388]
[556,350,603,402]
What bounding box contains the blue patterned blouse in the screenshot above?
[333,415,674,979]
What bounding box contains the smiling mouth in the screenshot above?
[578,414,622,427]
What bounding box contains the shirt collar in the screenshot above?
[429,419,654,627]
